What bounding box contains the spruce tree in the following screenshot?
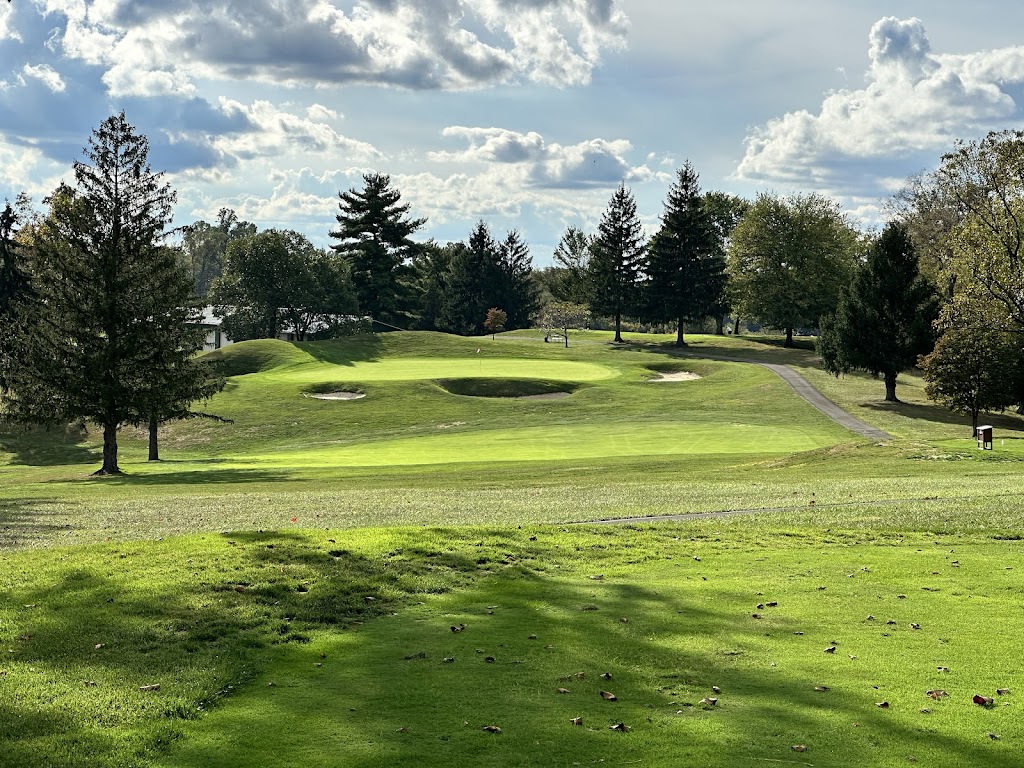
[0,196,32,392]
[819,221,940,402]
[5,113,211,475]
[495,230,539,330]
[588,184,645,342]
[645,163,726,346]
[438,222,500,335]
[330,173,424,329]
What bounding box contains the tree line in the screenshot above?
[4,114,1024,476]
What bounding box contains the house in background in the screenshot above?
[195,307,368,349]
[197,307,234,351]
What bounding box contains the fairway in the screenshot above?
[263,356,617,383]
[233,420,836,467]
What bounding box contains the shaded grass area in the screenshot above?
[2,526,1022,767]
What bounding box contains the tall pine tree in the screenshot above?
[588,184,645,343]
[819,221,940,402]
[438,222,500,335]
[645,163,726,346]
[495,230,539,330]
[0,196,32,392]
[5,114,212,475]
[330,173,424,329]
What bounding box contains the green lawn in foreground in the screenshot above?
[4,330,1024,766]
[2,526,1021,768]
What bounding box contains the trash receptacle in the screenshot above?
[977,425,993,450]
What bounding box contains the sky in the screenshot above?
[2,1,1024,264]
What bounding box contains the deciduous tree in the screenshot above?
[729,193,858,347]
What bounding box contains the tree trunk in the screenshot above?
[94,421,121,475]
[563,330,568,348]
[715,315,725,335]
[883,371,899,403]
[733,316,741,335]
[785,327,794,347]
[614,311,622,343]
[971,408,979,438]
[675,318,687,347]
[148,415,160,461]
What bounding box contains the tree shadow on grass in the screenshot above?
[0,527,1011,767]
[861,400,1024,435]
[0,422,99,467]
[46,466,298,487]
[298,334,385,367]
[0,497,72,550]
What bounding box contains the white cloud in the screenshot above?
[34,0,629,94]
[21,63,66,93]
[431,126,666,188]
[736,16,1024,190]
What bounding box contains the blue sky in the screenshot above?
[2,1,1024,264]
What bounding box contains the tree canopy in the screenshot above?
[818,222,939,402]
[3,113,211,475]
[330,173,424,329]
[729,193,859,346]
[588,184,646,343]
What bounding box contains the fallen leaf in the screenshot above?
[973,695,994,707]
[886,620,897,626]
[988,732,1001,740]
[897,594,907,599]
[570,716,583,726]
[751,613,762,619]
[876,701,890,709]
[756,603,765,610]
[814,686,830,692]
[397,727,409,733]
[485,656,495,663]
[528,634,538,640]
[94,643,105,650]
[557,687,571,694]
[792,745,807,753]
[482,725,502,734]
[936,666,949,673]
[866,615,876,621]
[600,690,617,701]
[589,575,604,581]
[699,697,718,707]
[139,684,160,692]
[84,681,97,687]
[849,655,858,660]
[823,647,836,654]
[997,688,1011,696]
[767,601,779,607]
[450,623,465,633]
[927,690,949,699]
[712,686,721,694]
[909,623,922,630]
[600,672,613,680]
[920,708,931,714]
[608,722,630,732]
[442,657,455,663]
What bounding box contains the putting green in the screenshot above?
[230,421,837,468]
[263,357,616,383]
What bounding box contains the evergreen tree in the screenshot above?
[0,195,32,392]
[551,226,592,304]
[588,184,646,342]
[495,230,539,329]
[4,114,210,474]
[819,222,940,402]
[645,163,726,346]
[330,173,424,329]
[438,222,500,335]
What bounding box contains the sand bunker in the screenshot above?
[648,371,701,382]
[307,391,365,400]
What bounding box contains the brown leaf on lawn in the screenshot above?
[589,575,605,581]
[751,613,762,619]
[94,643,105,650]
[699,697,718,707]
[997,688,1011,696]
[482,725,502,734]
[791,745,807,753]
[814,686,829,692]
[897,594,907,599]
[909,623,921,630]
[920,708,931,714]
[927,690,949,699]
[397,727,409,733]
[886,620,897,625]
[712,686,721,694]
[876,701,890,709]
[451,623,465,633]
[84,681,97,687]
[485,656,495,663]
[442,657,455,663]
[609,722,630,732]
[600,690,617,701]
[600,672,613,680]
[988,732,1001,740]
[823,646,836,654]
[570,716,583,726]
[528,634,538,640]
[936,666,949,673]
[557,688,570,694]
[575,672,586,680]
[756,603,765,610]
[866,615,875,621]
[139,684,161,692]
[973,695,994,707]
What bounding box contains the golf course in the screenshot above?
[2,330,1024,767]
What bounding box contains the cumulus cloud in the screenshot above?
[28,0,628,94]
[431,126,664,188]
[736,16,1024,191]
[21,63,66,93]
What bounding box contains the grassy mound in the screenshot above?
[203,339,313,377]
[435,377,580,398]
